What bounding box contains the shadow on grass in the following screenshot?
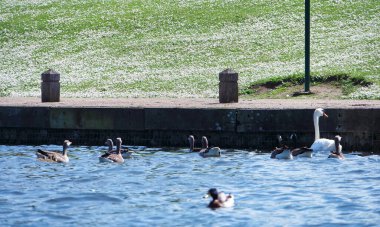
[240,73,373,99]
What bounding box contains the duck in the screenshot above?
[204,188,234,209]
[118,138,134,158]
[104,138,133,159]
[328,135,345,160]
[310,108,342,152]
[271,147,293,159]
[36,140,72,163]
[199,136,221,158]
[188,135,207,152]
[270,135,293,159]
[120,147,134,159]
[289,133,313,158]
[292,147,313,158]
[99,138,124,163]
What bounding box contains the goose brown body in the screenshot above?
[36,140,72,163]
[198,136,221,157]
[104,138,133,159]
[99,138,124,163]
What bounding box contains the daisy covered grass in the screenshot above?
[0,0,378,98]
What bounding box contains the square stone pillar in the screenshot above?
[219,69,238,103]
[41,69,60,102]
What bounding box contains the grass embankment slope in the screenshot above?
[0,0,379,99]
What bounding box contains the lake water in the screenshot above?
[0,145,379,226]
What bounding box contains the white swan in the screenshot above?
[310,108,342,152]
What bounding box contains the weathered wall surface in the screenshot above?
[0,106,379,152]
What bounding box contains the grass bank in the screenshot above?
[0,0,379,99]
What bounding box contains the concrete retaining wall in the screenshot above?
[0,106,379,152]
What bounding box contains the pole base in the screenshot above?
[292,91,313,97]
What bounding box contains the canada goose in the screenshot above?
[328,135,344,160]
[199,136,221,158]
[188,135,207,152]
[103,138,133,159]
[99,138,124,163]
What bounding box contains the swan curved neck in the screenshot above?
[314,113,320,141]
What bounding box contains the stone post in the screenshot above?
[41,69,60,102]
[219,69,238,103]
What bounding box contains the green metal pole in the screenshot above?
[305,0,310,92]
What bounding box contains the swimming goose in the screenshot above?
[328,135,345,160]
[199,136,221,157]
[104,138,133,159]
[188,135,207,152]
[289,133,313,158]
[99,138,124,163]
[105,138,114,152]
[36,140,72,163]
[310,108,342,152]
[204,188,234,209]
[270,135,293,159]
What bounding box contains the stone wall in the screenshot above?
[0,106,379,152]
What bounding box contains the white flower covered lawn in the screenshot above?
[0,0,379,98]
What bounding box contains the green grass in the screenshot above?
[240,73,375,99]
[0,0,379,99]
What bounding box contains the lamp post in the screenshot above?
[305,0,311,92]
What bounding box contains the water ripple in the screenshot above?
[0,145,379,226]
[45,193,123,204]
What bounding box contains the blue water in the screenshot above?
[0,145,379,226]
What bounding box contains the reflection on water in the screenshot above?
[0,145,379,226]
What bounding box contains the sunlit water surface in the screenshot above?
[0,145,379,226]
